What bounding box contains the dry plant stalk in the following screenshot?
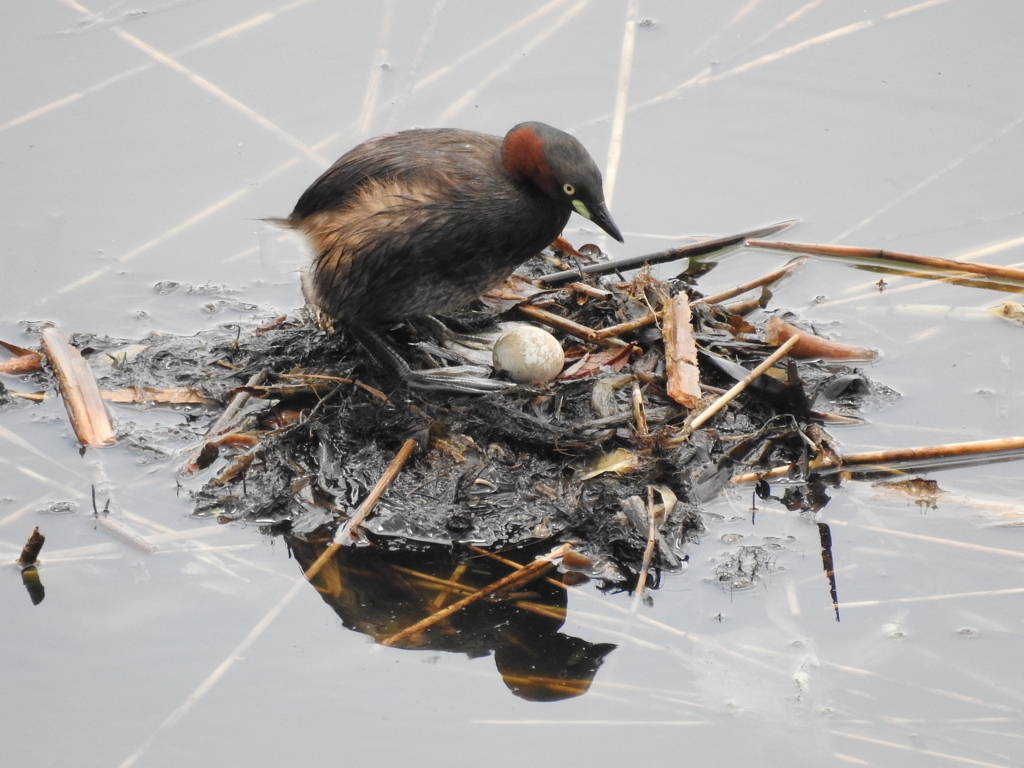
[379,543,570,647]
[517,304,627,348]
[0,339,43,374]
[662,293,701,408]
[634,488,658,599]
[764,316,875,360]
[568,282,612,300]
[208,451,257,487]
[93,516,158,554]
[181,371,267,476]
[303,438,418,582]
[592,312,658,339]
[686,335,801,433]
[731,435,1024,483]
[631,380,649,436]
[723,296,763,316]
[40,327,116,447]
[100,387,214,405]
[690,257,807,307]
[748,240,1024,283]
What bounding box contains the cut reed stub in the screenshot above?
[17,527,45,566]
[764,317,876,361]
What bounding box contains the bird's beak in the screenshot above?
[589,201,624,243]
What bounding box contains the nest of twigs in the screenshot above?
[6,235,890,588]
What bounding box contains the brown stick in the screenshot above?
[764,316,876,361]
[7,391,46,402]
[379,544,569,647]
[747,240,1024,283]
[568,282,613,300]
[631,380,649,437]
[592,312,658,339]
[635,489,657,599]
[517,304,627,348]
[686,336,800,433]
[730,436,1024,484]
[690,257,807,307]
[303,438,418,582]
[40,328,116,447]
[722,296,764,316]
[662,293,701,408]
[0,339,43,374]
[101,387,214,405]
[181,371,267,476]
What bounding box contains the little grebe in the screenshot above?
[280,122,622,390]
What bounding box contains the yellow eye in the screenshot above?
[563,183,576,196]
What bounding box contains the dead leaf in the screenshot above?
[574,448,640,480]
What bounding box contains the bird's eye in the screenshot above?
[563,183,576,196]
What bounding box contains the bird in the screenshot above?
[278,121,623,391]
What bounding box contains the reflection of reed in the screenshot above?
[290,534,616,701]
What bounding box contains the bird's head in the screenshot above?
[501,122,624,243]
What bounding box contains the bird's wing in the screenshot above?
[290,129,502,220]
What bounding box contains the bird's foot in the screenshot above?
[404,365,514,394]
[349,324,512,395]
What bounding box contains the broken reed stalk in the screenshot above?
[181,370,267,475]
[568,281,612,300]
[0,339,43,374]
[40,327,116,447]
[303,438,418,582]
[100,386,214,405]
[747,240,1024,283]
[93,516,158,554]
[379,543,570,647]
[634,489,658,599]
[723,296,763,316]
[663,292,701,408]
[282,373,388,402]
[592,312,658,339]
[631,380,649,436]
[686,335,800,432]
[764,317,876,360]
[730,435,1024,483]
[7,391,46,402]
[537,220,798,285]
[517,304,627,348]
[690,257,807,307]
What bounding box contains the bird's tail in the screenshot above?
[259,216,295,228]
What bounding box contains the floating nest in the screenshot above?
[3,240,891,589]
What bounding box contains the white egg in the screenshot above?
[492,326,565,384]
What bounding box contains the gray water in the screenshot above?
[3,1,1024,766]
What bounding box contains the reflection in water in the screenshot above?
[287,535,616,702]
[20,565,45,605]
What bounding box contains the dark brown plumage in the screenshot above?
[284,122,623,326]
